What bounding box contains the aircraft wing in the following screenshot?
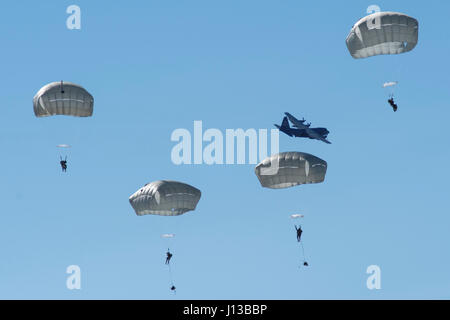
[284,112,308,129]
[318,136,332,144]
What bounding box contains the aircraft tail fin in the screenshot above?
[281,116,290,129]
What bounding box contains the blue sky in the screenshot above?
[0,0,449,299]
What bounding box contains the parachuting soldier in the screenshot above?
[388,97,398,112]
[295,225,303,242]
[165,250,173,265]
[60,156,67,172]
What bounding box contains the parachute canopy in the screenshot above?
[346,12,418,59]
[161,233,175,238]
[255,152,327,189]
[129,180,201,216]
[33,81,94,117]
[291,214,304,219]
[57,144,71,148]
[383,81,398,88]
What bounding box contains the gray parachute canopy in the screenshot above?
[129,180,201,216]
[255,152,327,189]
[346,12,418,59]
[33,81,94,117]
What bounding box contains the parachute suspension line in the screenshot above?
[386,55,401,99]
[297,224,307,265]
[393,54,402,84]
[168,262,175,286]
[300,241,307,263]
[167,248,176,293]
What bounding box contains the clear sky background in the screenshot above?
[0,0,449,299]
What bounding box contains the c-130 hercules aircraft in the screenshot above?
[274,112,331,144]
